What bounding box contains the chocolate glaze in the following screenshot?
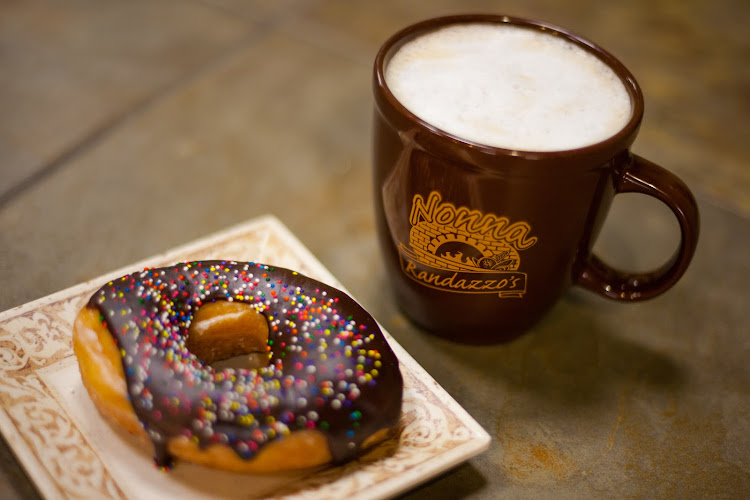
[86,261,403,468]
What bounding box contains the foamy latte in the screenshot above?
[385,23,632,152]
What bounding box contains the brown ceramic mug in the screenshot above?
[372,15,700,343]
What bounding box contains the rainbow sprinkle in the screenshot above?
[88,260,402,469]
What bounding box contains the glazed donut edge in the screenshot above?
[72,260,403,472]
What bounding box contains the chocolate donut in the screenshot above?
[72,260,402,471]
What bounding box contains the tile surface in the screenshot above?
[0,0,251,201]
[0,29,374,310]
[1,0,749,498]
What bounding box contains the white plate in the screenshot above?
[0,215,490,500]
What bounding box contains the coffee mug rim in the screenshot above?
[374,14,645,160]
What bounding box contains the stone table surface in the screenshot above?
[1,0,748,498]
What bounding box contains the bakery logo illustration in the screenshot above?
[398,191,538,298]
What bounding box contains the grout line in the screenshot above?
[0,115,132,211]
[0,20,275,212]
[0,0,338,213]
[0,0,337,212]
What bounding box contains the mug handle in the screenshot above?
[575,154,700,301]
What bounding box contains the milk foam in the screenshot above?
[385,24,632,151]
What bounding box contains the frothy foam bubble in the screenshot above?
[385,24,632,152]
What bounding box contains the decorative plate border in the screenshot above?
[0,215,490,499]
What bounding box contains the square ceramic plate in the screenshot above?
[0,215,490,500]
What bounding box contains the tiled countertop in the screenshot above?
[1,0,748,498]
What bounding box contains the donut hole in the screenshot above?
[186,301,271,370]
[211,352,270,371]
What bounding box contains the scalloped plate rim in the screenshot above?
[0,214,491,500]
